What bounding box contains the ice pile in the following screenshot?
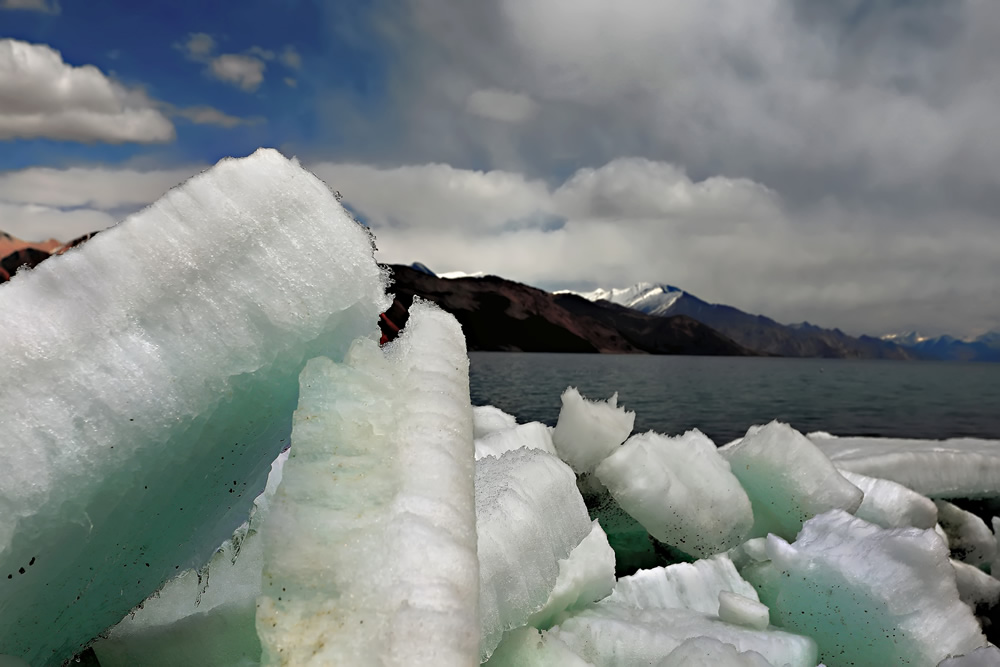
[2,150,1000,666]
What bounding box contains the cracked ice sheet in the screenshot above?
[0,149,388,666]
[256,301,479,666]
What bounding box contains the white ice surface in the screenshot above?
[951,559,1000,614]
[745,510,987,666]
[483,626,596,667]
[717,591,770,631]
[256,302,478,666]
[721,422,862,540]
[937,645,1000,666]
[810,433,1000,498]
[475,421,557,460]
[527,520,617,630]
[596,430,753,557]
[608,556,758,616]
[550,604,817,667]
[0,148,388,665]
[659,637,774,667]
[476,448,593,661]
[552,387,635,474]
[473,405,518,440]
[840,470,938,529]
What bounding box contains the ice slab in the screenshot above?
[935,500,998,567]
[952,559,1000,618]
[718,591,770,631]
[552,388,635,474]
[475,421,558,460]
[0,149,388,665]
[473,405,518,440]
[810,433,1000,498]
[608,556,758,616]
[596,430,753,557]
[527,520,617,630]
[549,603,817,667]
[744,510,986,666]
[840,470,938,529]
[659,637,774,667]
[720,422,862,540]
[256,301,478,666]
[93,451,287,667]
[476,448,593,661]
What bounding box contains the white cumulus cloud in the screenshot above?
[0,39,175,143]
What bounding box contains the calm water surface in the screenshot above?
[469,353,1000,445]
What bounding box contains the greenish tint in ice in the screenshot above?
[596,430,753,558]
[720,422,862,541]
[91,451,287,667]
[744,510,986,667]
[256,301,479,666]
[0,149,388,665]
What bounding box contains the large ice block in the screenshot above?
[552,388,635,474]
[256,301,479,666]
[595,430,753,557]
[0,149,388,665]
[744,510,986,666]
[476,448,593,660]
[810,433,1000,498]
[720,422,863,540]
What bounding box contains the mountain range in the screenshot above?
[558,282,916,360]
[1,229,995,361]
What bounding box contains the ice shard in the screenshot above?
[0,149,388,665]
[255,301,479,666]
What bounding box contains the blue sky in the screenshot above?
[1,0,999,338]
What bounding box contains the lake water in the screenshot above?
[469,353,1000,445]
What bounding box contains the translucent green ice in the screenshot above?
[0,149,388,665]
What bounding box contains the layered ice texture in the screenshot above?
[0,149,388,665]
[4,149,1000,666]
[595,430,753,557]
[811,433,1000,498]
[256,301,479,666]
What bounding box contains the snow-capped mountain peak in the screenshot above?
[558,282,686,316]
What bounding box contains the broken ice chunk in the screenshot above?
[473,405,518,439]
[476,448,593,661]
[595,430,753,557]
[744,510,986,666]
[935,500,998,567]
[526,520,617,630]
[552,387,635,474]
[720,422,863,540]
[608,556,758,615]
[718,591,770,631]
[475,421,558,460]
[0,148,388,665]
[840,470,938,529]
[256,301,478,666]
